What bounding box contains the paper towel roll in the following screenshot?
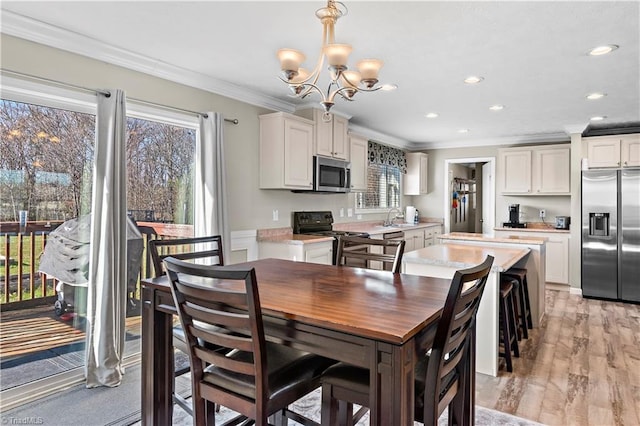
[405,206,416,223]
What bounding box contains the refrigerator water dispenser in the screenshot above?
[589,213,609,237]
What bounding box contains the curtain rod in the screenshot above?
[1,69,239,124]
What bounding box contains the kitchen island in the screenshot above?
[402,243,531,376]
[438,232,546,327]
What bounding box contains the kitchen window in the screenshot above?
[355,141,405,210]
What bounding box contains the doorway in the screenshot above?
[443,157,495,234]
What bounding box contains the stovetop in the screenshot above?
[293,211,368,237]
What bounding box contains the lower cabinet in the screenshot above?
[404,228,425,252]
[258,241,333,265]
[424,226,442,247]
[494,230,570,284]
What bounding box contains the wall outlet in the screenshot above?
[272,209,279,221]
[539,209,546,219]
[347,208,353,217]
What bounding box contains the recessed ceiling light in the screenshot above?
[464,76,484,84]
[586,92,607,100]
[590,116,607,121]
[588,45,619,56]
[458,129,469,133]
[425,112,439,118]
[489,104,504,111]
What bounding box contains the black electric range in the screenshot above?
[292,211,369,264]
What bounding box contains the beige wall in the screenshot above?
[1,35,404,231]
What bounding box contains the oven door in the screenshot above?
[314,156,351,193]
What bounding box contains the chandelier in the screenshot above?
[277,0,395,119]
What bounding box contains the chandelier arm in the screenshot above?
[297,82,328,102]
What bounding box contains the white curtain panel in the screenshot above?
[85,90,127,387]
[194,112,231,262]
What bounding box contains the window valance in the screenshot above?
[368,141,407,173]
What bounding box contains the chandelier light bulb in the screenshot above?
[276,1,395,113]
[277,49,306,79]
[324,43,352,68]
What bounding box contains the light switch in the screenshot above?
[272,209,279,221]
[347,208,353,217]
[340,208,345,217]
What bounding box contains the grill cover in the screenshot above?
[38,214,143,290]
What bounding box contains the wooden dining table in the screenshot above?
[140,258,465,425]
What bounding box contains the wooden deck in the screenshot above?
[0,304,142,358]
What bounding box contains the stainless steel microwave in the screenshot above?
[314,156,351,193]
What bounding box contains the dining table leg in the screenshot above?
[141,286,174,425]
[370,341,415,425]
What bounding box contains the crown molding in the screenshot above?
[1,10,296,113]
[347,123,409,149]
[408,132,570,150]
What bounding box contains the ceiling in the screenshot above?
[2,1,639,149]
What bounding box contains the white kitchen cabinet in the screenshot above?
[259,240,333,265]
[545,236,569,284]
[494,229,570,284]
[403,152,429,195]
[349,133,368,192]
[259,112,314,190]
[586,134,640,168]
[533,147,570,194]
[424,226,442,247]
[498,149,532,194]
[403,228,425,252]
[498,145,570,195]
[299,109,349,160]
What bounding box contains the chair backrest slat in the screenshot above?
[335,235,406,273]
[149,235,224,277]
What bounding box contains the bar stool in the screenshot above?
[503,267,533,338]
[499,277,520,372]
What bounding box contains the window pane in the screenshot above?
[126,118,195,225]
[355,163,401,209]
[1,100,95,222]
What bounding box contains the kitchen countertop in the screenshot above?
[334,221,442,236]
[257,221,443,245]
[494,227,570,234]
[439,232,547,245]
[403,243,530,273]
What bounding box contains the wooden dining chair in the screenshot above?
[321,255,495,426]
[148,235,225,416]
[335,235,406,273]
[164,257,337,426]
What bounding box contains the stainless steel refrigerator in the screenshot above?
[582,169,640,302]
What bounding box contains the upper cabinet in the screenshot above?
[498,144,570,195]
[299,109,349,160]
[349,133,368,192]
[586,134,640,169]
[403,152,429,195]
[259,112,314,190]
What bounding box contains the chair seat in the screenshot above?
[321,356,459,421]
[204,343,335,402]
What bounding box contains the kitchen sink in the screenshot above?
[375,223,418,229]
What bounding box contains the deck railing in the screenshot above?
[0,220,193,308]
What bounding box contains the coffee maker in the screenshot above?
[503,204,526,228]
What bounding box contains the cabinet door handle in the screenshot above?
[624,161,628,166]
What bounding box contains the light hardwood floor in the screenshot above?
[475,287,640,426]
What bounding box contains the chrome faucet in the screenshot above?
[383,207,404,227]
